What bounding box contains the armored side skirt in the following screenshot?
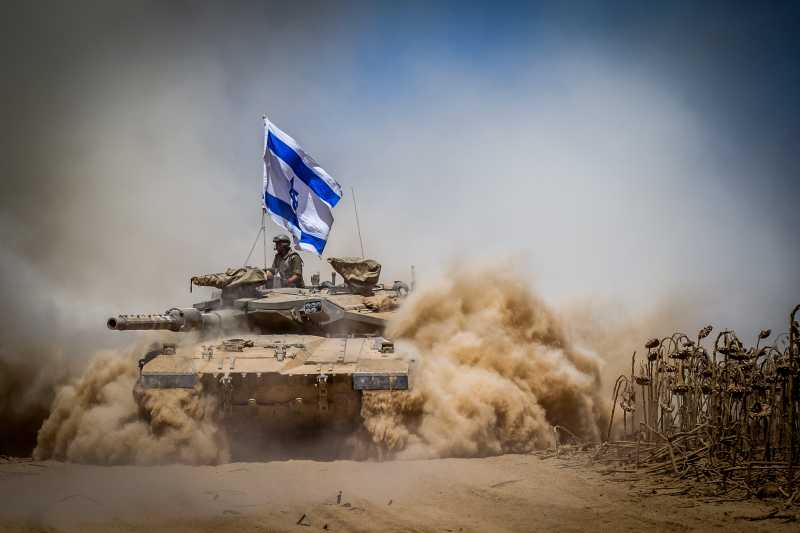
[141,373,197,389]
[140,372,408,391]
[352,373,409,390]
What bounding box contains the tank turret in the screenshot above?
[107,259,404,337]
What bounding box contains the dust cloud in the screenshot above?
[561,293,708,389]
[33,345,229,465]
[361,267,607,459]
[16,266,703,464]
[0,350,73,456]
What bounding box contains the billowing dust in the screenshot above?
[33,345,229,465]
[28,268,609,464]
[361,268,607,459]
[0,349,74,456]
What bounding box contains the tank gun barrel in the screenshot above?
[107,307,205,332]
[107,313,184,331]
[107,307,244,332]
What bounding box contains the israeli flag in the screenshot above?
[262,117,342,255]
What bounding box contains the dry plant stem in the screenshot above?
[598,304,800,503]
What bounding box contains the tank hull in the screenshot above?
[138,334,408,431]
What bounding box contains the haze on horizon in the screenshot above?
[1,1,798,356]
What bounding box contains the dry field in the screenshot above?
[0,453,795,533]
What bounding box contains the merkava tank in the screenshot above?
[107,257,410,433]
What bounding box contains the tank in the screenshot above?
[107,257,410,433]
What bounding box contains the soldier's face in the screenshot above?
[275,241,290,254]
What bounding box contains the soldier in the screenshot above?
[265,234,304,288]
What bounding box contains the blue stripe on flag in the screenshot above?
[298,232,327,254]
[267,131,341,208]
[264,193,328,254]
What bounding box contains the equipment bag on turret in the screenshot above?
[328,257,381,295]
[191,267,268,289]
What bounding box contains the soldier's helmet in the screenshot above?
[273,234,291,244]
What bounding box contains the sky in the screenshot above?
[1,0,798,355]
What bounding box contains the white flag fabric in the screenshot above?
[262,118,342,255]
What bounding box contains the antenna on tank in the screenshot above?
[244,209,268,268]
[351,187,366,258]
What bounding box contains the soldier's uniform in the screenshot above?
[267,234,304,288]
[268,251,304,287]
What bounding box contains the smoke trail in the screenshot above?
[362,268,607,458]
[34,346,229,465]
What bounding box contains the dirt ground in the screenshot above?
[0,454,795,533]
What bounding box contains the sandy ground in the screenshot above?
[0,454,795,533]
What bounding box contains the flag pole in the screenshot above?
[261,209,268,269]
[262,115,270,269]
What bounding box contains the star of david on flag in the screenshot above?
[262,117,342,255]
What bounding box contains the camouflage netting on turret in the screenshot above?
[327,257,381,295]
[190,267,267,289]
